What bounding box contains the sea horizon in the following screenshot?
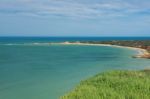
[0,36,150,43]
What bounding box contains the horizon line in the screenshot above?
[0,36,150,38]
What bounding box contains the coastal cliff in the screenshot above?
[61,70,150,99]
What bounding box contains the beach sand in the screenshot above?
[53,41,150,59]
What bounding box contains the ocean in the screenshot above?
[0,37,150,99]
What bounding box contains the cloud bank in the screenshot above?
[0,0,150,18]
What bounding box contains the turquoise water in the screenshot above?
[0,40,150,99]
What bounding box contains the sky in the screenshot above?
[0,0,150,37]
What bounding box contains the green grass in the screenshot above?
[61,70,150,99]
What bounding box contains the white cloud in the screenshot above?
[0,0,150,18]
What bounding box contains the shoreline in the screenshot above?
[61,41,150,99]
[58,40,150,99]
[53,41,150,59]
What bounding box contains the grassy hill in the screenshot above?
[61,70,150,99]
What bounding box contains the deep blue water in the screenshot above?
[0,37,150,99]
[0,37,150,44]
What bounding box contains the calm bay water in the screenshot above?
[0,37,150,99]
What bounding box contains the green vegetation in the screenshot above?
[61,70,150,99]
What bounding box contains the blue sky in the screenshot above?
[0,0,150,36]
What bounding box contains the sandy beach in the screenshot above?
[54,41,150,59]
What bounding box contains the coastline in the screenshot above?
[53,41,150,59]
[61,41,150,99]
[108,45,150,58]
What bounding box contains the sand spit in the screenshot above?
[54,41,150,59]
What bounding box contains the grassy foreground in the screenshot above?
[61,70,150,99]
